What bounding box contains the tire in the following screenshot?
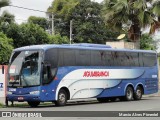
[124,86,133,101]
[97,98,109,103]
[28,101,40,107]
[55,89,67,106]
[134,86,143,100]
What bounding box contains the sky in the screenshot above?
[0,0,103,24]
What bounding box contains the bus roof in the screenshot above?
[14,43,156,53]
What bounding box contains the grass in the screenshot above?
[3,102,53,108]
[0,103,4,108]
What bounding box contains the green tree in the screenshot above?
[0,0,9,8]
[48,0,78,20]
[47,0,78,36]
[48,0,117,44]
[0,32,13,64]
[18,23,50,47]
[140,33,156,50]
[49,34,69,44]
[71,0,117,43]
[28,16,49,30]
[0,11,15,24]
[1,23,50,48]
[103,0,160,43]
[1,23,23,48]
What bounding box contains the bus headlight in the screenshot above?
[7,91,12,95]
[29,91,40,95]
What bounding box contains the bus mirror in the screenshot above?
[2,65,4,74]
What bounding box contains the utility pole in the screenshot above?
[70,20,73,44]
[52,13,55,35]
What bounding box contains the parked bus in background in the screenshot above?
[4,43,158,107]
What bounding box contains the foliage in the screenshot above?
[0,0,9,8]
[19,23,50,46]
[0,11,15,24]
[140,34,156,50]
[48,0,117,44]
[0,23,21,48]
[49,34,69,44]
[0,102,4,108]
[0,22,69,49]
[0,32,13,64]
[103,0,160,42]
[28,16,49,30]
[48,0,78,20]
[0,23,50,48]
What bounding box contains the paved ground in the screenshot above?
[1,90,160,105]
[1,96,160,120]
[1,96,160,111]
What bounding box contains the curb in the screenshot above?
[143,91,160,98]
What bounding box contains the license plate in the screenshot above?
[18,97,24,101]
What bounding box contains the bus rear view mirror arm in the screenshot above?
[2,62,8,74]
[2,65,4,74]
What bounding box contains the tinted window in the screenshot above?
[58,49,76,66]
[128,52,139,67]
[58,49,64,66]
[63,49,76,66]
[57,48,157,67]
[45,48,58,68]
[111,51,139,67]
[91,50,104,66]
[115,52,125,66]
[104,51,113,66]
[138,53,143,67]
[45,48,58,83]
[76,50,91,66]
[143,53,157,67]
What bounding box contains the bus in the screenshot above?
[5,43,158,107]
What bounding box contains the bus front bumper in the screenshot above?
[6,94,41,102]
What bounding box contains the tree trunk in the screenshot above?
[128,17,141,49]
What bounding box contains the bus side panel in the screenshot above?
[144,78,158,95]
[142,67,158,95]
[40,82,57,102]
[96,87,125,98]
[96,79,143,98]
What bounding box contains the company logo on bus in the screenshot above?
[83,71,109,77]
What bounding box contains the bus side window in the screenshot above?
[63,49,76,66]
[104,51,112,66]
[138,53,143,67]
[91,50,103,66]
[43,48,58,84]
[42,65,52,84]
[143,53,157,67]
[76,50,91,66]
[130,52,139,67]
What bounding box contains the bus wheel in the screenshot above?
[134,86,143,100]
[97,98,109,103]
[28,101,40,107]
[124,86,133,101]
[55,89,67,106]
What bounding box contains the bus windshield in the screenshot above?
[8,50,42,87]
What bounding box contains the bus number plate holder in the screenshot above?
[18,97,24,101]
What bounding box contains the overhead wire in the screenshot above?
[1,4,53,22]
